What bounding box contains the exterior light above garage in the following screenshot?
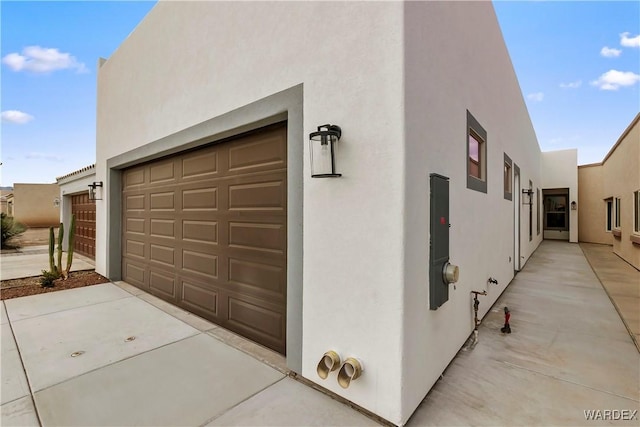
[309,124,342,178]
[88,181,103,201]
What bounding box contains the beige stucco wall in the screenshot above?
[578,164,611,245]
[541,149,579,243]
[12,183,60,227]
[602,115,640,269]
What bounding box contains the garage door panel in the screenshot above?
[122,122,286,353]
[182,250,218,279]
[125,239,146,258]
[123,261,146,288]
[182,187,218,211]
[228,257,285,299]
[149,161,176,184]
[182,220,218,244]
[229,180,286,212]
[126,218,146,234]
[149,271,177,299]
[150,219,176,239]
[228,222,285,254]
[182,150,218,179]
[228,134,286,174]
[125,194,145,211]
[124,168,145,188]
[226,295,285,352]
[181,280,219,317]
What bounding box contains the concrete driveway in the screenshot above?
[1,282,376,426]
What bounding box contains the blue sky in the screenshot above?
[1,1,639,186]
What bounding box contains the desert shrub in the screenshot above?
[40,270,61,288]
[1,213,27,248]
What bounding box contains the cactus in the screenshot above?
[57,222,64,277]
[48,227,56,273]
[65,215,76,277]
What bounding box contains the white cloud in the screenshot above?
[25,152,64,162]
[2,46,88,74]
[600,46,621,58]
[1,110,34,124]
[527,92,544,102]
[590,69,640,90]
[559,80,582,89]
[620,32,640,48]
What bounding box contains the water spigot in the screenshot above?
[488,277,498,285]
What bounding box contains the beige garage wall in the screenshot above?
[578,114,639,270]
[12,183,60,227]
[578,164,611,245]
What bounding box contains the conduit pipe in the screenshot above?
[337,357,363,388]
[316,350,341,379]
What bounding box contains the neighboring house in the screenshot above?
[7,183,60,227]
[95,2,577,424]
[0,188,13,215]
[57,164,97,259]
[578,113,640,270]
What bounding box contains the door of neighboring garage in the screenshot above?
[71,193,96,259]
[121,123,287,354]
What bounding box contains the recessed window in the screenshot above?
[529,180,533,241]
[504,153,512,201]
[605,199,613,232]
[466,111,487,193]
[634,190,640,234]
[614,197,621,229]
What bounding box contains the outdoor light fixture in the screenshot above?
[571,201,577,210]
[522,188,533,205]
[309,124,342,178]
[88,181,103,201]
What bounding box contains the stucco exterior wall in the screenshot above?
[541,149,579,243]
[602,116,640,269]
[578,164,611,245]
[402,2,543,421]
[97,1,405,423]
[11,183,60,227]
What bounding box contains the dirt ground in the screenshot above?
[1,227,109,300]
[7,227,57,247]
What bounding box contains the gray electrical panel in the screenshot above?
[429,173,450,310]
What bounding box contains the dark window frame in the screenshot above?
[536,188,540,235]
[466,110,487,193]
[504,153,512,201]
[605,198,613,232]
[614,197,621,229]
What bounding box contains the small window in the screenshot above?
[466,111,487,193]
[503,153,512,200]
[605,199,613,232]
[536,188,540,235]
[634,190,640,234]
[614,197,621,229]
[529,180,533,241]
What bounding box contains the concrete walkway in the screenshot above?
[2,241,638,426]
[1,245,95,281]
[408,241,640,426]
[580,243,640,352]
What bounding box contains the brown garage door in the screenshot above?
[71,193,96,259]
[122,123,287,354]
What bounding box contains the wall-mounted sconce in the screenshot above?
[309,124,342,178]
[53,198,60,208]
[522,188,533,205]
[571,201,577,210]
[88,181,103,201]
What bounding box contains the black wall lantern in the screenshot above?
[522,188,533,205]
[309,124,342,178]
[88,181,103,201]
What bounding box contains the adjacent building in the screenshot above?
[578,113,640,270]
[93,1,579,424]
[56,165,97,259]
[6,183,60,227]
